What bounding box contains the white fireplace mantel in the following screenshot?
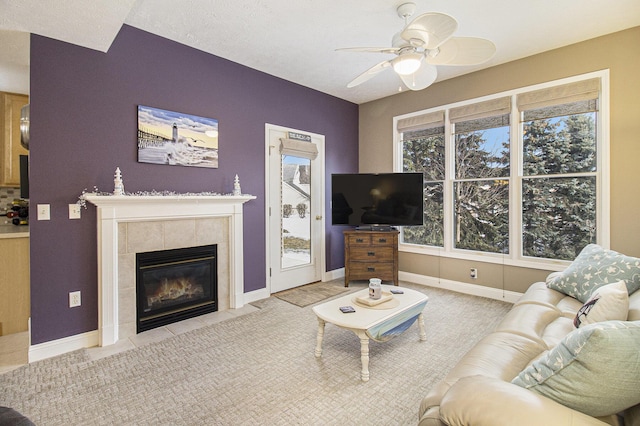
[84,194,256,346]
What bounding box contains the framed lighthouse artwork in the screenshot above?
[137,105,219,168]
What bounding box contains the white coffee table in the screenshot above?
[312,285,428,381]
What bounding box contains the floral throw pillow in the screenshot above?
[573,280,629,327]
[546,244,640,303]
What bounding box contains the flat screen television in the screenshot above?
[331,172,424,229]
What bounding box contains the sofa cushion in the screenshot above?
[443,331,547,386]
[511,320,640,417]
[495,301,574,349]
[440,376,613,426]
[573,280,629,328]
[546,244,640,302]
[516,281,568,307]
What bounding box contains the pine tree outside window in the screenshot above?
[395,72,608,267]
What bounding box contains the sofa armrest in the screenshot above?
[440,376,612,426]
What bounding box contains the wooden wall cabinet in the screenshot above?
[0,236,30,335]
[343,229,399,287]
[1,92,29,187]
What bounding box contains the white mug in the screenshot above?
[369,278,382,300]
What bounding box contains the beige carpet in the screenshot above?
[0,282,512,425]
[274,280,350,307]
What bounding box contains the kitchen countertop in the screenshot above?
[0,225,29,238]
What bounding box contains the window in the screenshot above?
[395,74,607,266]
[519,80,599,260]
[451,97,511,254]
[399,111,445,246]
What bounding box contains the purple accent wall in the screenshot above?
[29,25,358,344]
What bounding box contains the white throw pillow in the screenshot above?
[573,280,629,328]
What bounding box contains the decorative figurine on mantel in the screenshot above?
[233,174,242,196]
[113,167,125,196]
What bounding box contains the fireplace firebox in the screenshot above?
[136,244,217,333]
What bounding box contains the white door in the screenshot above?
[266,124,325,293]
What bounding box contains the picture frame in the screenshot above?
[137,105,219,168]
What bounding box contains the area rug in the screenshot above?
[0,282,512,425]
[274,280,351,307]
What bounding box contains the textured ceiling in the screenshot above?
[0,0,137,52]
[1,0,640,103]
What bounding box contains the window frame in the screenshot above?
[393,71,610,271]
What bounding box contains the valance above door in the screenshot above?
[279,138,318,160]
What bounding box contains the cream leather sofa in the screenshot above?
[418,281,640,426]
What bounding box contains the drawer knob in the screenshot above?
[367,251,375,256]
[367,267,375,272]
[378,238,387,243]
[356,238,364,243]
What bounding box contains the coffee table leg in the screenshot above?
[315,318,325,357]
[418,313,426,341]
[356,330,370,382]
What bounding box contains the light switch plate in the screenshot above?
[69,204,81,219]
[37,204,50,220]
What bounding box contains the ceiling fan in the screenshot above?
[338,2,496,91]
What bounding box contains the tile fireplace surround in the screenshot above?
[84,194,255,347]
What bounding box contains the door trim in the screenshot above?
[264,123,326,295]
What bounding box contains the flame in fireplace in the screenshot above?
[147,277,204,307]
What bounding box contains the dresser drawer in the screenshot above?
[349,246,394,261]
[347,234,372,246]
[371,235,393,245]
[348,262,394,279]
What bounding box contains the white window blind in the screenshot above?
[279,138,318,160]
[397,110,445,132]
[450,96,511,123]
[517,78,600,120]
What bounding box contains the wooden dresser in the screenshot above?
[343,229,399,287]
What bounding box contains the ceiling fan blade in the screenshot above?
[426,37,496,66]
[336,47,400,55]
[401,12,458,50]
[400,63,438,91]
[347,60,392,88]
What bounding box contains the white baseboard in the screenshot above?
[29,330,99,363]
[399,271,522,303]
[322,268,521,303]
[323,267,344,282]
[242,287,270,305]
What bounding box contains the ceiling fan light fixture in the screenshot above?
[392,53,422,75]
[339,7,495,90]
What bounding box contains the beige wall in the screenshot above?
[359,26,640,293]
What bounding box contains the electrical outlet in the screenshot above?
[69,204,81,219]
[37,204,50,220]
[69,291,81,308]
[470,268,478,279]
